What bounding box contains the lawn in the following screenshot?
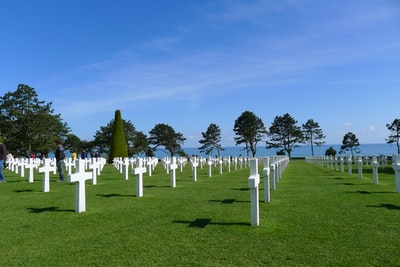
[0,159,399,266]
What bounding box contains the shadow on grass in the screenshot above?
[14,189,34,193]
[96,193,134,198]
[230,187,249,191]
[27,206,75,213]
[172,218,251,228]
[366,203,400,210]
[209,199,250,204]
[339,182,371,186]
[346,190,394,195]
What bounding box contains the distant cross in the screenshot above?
[207,157,212,178]
[248,158,260,226]
[170,157,178,188]
[392,155,400,193]
[371,155,379,184]
[67,159,93,213]
[90,158,100,185]
[123,158,130,180]
[64,158,75,176]
[133,158,146,197]
[26,158,37,183]
[263,157,270,203]
[38,158,53,192]
[191,157,198,182]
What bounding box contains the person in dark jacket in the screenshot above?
[55,139,65,182]
[0,137,8,183]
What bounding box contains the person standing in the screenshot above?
[55,139,65,182]
[0,137,8,183]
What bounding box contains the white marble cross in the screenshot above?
[170,157,178,188]
[357,155,363,179]
[248,158,260,226]
[89,158,100,185]
[207,157,212,178]
[133,158,146,197]
[26,158,37,183]
[67,159,93,213]
[263,157,270,203]
[191,157,198,182]
[371,155,379,184]
[123,158,130,180]
[38,158,53,192]
[392,154,400,193]
[64,158,75,176]
[347,156,352,175]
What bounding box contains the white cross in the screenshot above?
[89,158,100,185]
[38,158,53,192]
[133,158,147,197]
[64,158,75,175]
[207,157,212,178]
[123,158,130,180]
[248,158,260,226]
[170,157,178,188]
[191,157,198,182]
[67,159,92,213]
[392,154,400,193]
[26,158,37,183]
[263,157,270,203]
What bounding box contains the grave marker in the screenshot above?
[392,154,400,193]
[170,157,178,188]
[38,158,53,192]
[133,158,146,197]
[263,157,270,203]
[248,158,260,226]
[67,159,93,213]
[371,155,379,184]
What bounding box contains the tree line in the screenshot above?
[1,84,400,159]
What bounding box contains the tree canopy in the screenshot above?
[0,84,69,156]
[340,132,360,158]
[302,119,326,156]
[233,111,267,157]
[92,117,148,156]
[148,123,186,157]
[108,110,128,162]
[198,123,224,157]
[386,118,400,154]
[266,113,303,158]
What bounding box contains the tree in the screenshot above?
[92,118,145,156]
[233,111,266,157]
[148,123,186,157]
[266,113,303,159]
[0,84,69,156]
[302,119,326,157]
[386,118,400,154]
[325,147,337,157]
[132,131,152,156]
[108,110,128,162]
[340,132,360,158]
[199,123,224,157]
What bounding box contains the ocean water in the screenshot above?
[154,143,400,158]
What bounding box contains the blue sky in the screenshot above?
[1,0,400,147]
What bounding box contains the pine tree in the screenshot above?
[108,110,128,163]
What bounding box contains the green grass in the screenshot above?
[0,160,399,266]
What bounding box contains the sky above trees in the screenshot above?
[1,0,399,147]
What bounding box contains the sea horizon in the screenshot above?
[171,143,400,158]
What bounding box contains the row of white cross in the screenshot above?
[115,155,290,226]
[307,154,400,193]
[248,156,290,226]
[6,157,106,213]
